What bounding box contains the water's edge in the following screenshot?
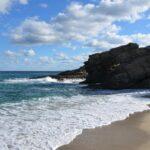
[56,107,150,150]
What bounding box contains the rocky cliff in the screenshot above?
[84,43,150,89]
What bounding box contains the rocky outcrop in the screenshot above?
[84,43,150,89]
[54,66,87,80]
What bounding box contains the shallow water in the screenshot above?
[0,71,149,150]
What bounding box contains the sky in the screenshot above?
[0,0,149,71]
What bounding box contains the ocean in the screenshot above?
[0,71,149,150]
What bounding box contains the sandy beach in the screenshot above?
[58,110,150,150]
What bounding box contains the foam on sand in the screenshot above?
[0,92,149,150]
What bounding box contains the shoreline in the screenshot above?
[57,109,150,150]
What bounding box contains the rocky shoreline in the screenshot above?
[32,43,150,89]
[54,66,87,80]
[31,66,87,80]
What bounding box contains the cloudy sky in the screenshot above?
[0,0,150,71]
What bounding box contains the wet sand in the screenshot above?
[58,110,150,150]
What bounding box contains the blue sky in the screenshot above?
[0,0,149,71]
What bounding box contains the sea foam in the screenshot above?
[0,92,149,150]
[3,76,84,84]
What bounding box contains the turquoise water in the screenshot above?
[0,71,85,104]
[0,71,149,150]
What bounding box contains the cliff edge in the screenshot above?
[84,43,150,89]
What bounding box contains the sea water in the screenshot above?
[0,71,149,150]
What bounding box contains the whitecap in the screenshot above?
[2,77,84,84]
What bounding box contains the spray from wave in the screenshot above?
[2,76,84,84]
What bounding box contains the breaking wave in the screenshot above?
[2,76,84,84]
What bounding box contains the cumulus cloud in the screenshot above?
[11,17,60,45]
[19,0,28,5]
[54,51,89,64]
[11,0,150,47]
[56,52,68,60]
[5,50,17,57]
[63,43,77,50]
[0,0,12,14]
[4,50,20,64]
[24,58,31,64]
[96,0,150,22]
[39,3,48,8]
[86,32,150,51]
[4,48,36,59]
[86,33,132,50]
[39,56,53,64]
[0,0,29,14]
[22,49,36,57]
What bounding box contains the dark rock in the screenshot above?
[55,66,87,80]
[146,46,150,49]
[84,43,150,89]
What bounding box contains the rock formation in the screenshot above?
[84,43,150,89]
[32,43,150,89]
[54,66,87,80]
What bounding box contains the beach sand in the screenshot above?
[58,110,150,150]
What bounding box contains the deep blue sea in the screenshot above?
[0,71,149,150]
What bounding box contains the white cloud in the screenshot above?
[4,48,36,59]
[39,56,53,64]
[63,42,77,50]
[54,51,89,64]
[24,58,31,64]
[56,52,68,60]
[0,0,29,14]
[5,50,17,57]
[39,3,48,8]
[86,32,150,51]
[72,54,88,62]
[0,0,12,14]
[86,40,116,50]
[86,33,132,50]
[131,33,150,47]
[19,0,28,5]
[4,50,19,64]
[11,0,150,46]
[22,49,36,57]
[11,17,60,44]
[96,0,150,22]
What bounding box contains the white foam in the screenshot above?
[3,77,84,84]
[62,78,84,83]
[0,92,149,150]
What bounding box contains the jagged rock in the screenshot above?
[55,66,87,80]
[84,43,150,89]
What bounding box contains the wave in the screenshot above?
[0,92,149,150]
[2,76,84,84]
